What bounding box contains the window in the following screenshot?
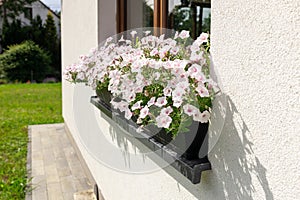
[118,0,211,38]
[117,0,154,32]
[168,0,211,39]
[24,7,33,20]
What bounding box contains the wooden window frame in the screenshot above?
[117,0,167,35]
[117,0,127,33]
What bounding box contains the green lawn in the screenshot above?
[0,83,63,200]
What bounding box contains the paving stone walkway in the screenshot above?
[26,123,95,200]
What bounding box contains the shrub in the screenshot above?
[0,40,52,82]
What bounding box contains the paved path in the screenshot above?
[26,123,95,200]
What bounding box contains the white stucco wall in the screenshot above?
[209,0,300,199]
[62,0,300,199]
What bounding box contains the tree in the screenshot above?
[43,13,60,78]
[142,0,153,27]
[202,13,211,33]
[29,15,45,47]
[2,19,26,48]
[0,40,51,82]
[2,15,45,51]
[0,0,37,51]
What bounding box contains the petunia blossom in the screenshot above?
[156,114,172,128]
[183,104,198,116]
[125,108,133,120]
[161,106,173,116]
[130,30,137,38]
[197,33,209,43]
[178,30,190,39]
[188,64,202,76]
[196,84,209,97]
[139,106,149,119]
[193,110,210,123]
[131,100,142,111]
[155,97,167,107]
[147,97,156,106]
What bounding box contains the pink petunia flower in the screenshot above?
[161,106,173,116]
[131,100,142,111]
[172,88,185,100]
[155,97,167,107]
[193,110,210,123]
[150,48,159,57]
[173,99,183,108]
[183,104,198,116]
[188,64,202,76]
[178,30,190,39]
[139,106,149,119]
[163,87,172,97]
[196,84,209,97]
[125,108,133,120]
[131,30,137,38]
[198,33,209,43]
[147,97,156,107]
[156,114,172,128]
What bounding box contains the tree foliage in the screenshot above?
[142,0,153,27]
[0,0,37,50]
[29,15,45,47]
[0,40,51,82]
[1,13,61,79]
[0,0,37,21]
[43,13,61,78]
[43,13,57,55]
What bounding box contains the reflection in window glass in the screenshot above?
[127,0,154,29]
[202,7,211,33]
[168,0,210,39]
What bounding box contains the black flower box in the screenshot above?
[91,96,211,184]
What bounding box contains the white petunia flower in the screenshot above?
[155,97,167,107]
[161,106,173,116]
[131,100,142,111]
[147,97,156,107]
[178,30,190,39]
[196,84,209,97]
[193,110,210,123]
[163,87,172,97]
[139,106,149,119]
[183,104,198,116]
[131,30,137,38]
[125,108,133,120]
[156,114,172,128]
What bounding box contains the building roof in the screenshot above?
[37,0,60,19]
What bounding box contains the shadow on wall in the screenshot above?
[197,95,274,200]
[103,94,274,200]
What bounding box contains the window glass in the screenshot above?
[168,0,210,39]
[127,0,154,29]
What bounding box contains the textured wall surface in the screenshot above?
[208,0,300,199]
[62,0,300,199]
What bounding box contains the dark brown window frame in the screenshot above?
[117,0,167,35]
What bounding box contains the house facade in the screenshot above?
[0,0,61,36]
[62,0,300,199]
[19,0,60,35]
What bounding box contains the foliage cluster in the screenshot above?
[1,13,61,82]
[0,40,51,82]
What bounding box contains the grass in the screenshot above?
[0,83,63,200]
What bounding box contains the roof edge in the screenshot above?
[37,0,60,19]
